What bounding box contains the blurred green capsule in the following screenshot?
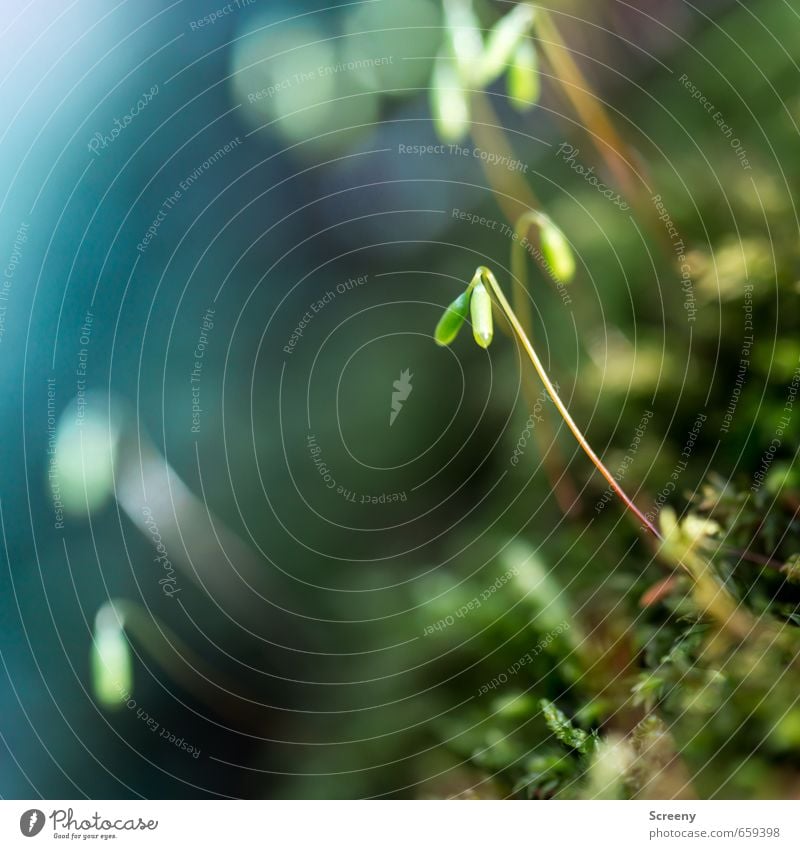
[434,289,471,346]
[430,51,470,142]
[443,0,484,81]
[540,218,576,283]
[508,40,539,110]
[91,604,132,710]
[470,280,494,348]
[478,2,536,85]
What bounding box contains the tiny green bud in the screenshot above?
[539,217,576,283]
[478,3,536,85]
[507,40,539,110]
[470,280,493,348]
[434,290,471,346]
[91,604,133,710]
[430,51,470,143]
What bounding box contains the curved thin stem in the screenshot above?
[478,266,662,540]
[509,211,582,515]
[468,94,580,514]
[510,210,541,331]
[534,10,640,211]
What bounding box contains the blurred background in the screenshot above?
[1,0,800,799]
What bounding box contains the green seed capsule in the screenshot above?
[479,3,536,85]
[434,289,471,346]
[540,218,576,283]
[430,52,470,143]
[91,604,132,709]
[470,280,494,348]
[508,40,539,111]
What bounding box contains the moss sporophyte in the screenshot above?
[433,265,785,646]
[434,264,661,540]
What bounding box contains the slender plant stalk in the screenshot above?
[478,266,793,639]
[509,210,582,515]
[443,7,773,641]
[534,11,640,208]
[454,10,663,534]
[476,266,662,539]
[469,90,539,222]
[469,92,581,515]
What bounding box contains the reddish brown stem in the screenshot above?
[478,266,662,539]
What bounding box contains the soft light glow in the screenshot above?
[91,603,132,710]
[342,0,440,94]
[52,400,120,516]
[230,18,379,155]
[430,52,470,143]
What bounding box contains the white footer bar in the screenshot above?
[1,800,796,848]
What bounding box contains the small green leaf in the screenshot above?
[434,290,471,346]
[430,51,470,143]
[540,699,596,754]
[470,280,494,348]
[507,40,539,110]
[478,2,537,85]
[91,604,132,710]
[540,217,576,283]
